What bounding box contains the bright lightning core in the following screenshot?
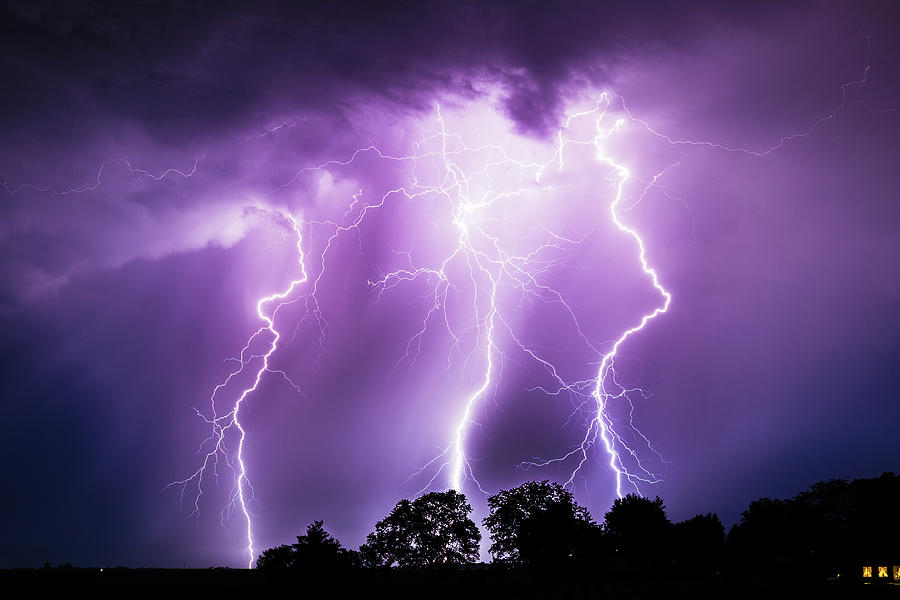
[173,91,675,567]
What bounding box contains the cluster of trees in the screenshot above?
[728,471,900,579]
[256,520,360,573]
[257,473,900,581]
[257,480,723,577]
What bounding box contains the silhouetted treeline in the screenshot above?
[257,472,900,584]
[726,471,900,580]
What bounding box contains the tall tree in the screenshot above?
[483,480,595,567]
[360,490,480,568]
[293,520,353,572]
[672,513,724,575]
[603,494,672,574]
[256,520,358,573]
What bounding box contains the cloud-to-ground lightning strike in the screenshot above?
[158,63,879,567]
[168,210,308,568]
[522,101,673,499]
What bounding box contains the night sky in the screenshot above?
[2,0,899,569]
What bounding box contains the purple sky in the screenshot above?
[2,1,899,568]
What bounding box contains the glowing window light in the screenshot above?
[863,566,872,578]
[878,566,888,578]
[893,566,900,580]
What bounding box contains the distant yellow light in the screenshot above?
[863,566,872,578]
[878,566,888,578]
[893,566,900,581]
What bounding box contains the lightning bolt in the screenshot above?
[621,64,886,157]
[514,102,672,499]
[2,156,203,196]
[167,208,308,568]
[461,96,674,498]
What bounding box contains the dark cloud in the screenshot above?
[0,0,802,145]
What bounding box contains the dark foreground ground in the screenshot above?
[2,568,898,599]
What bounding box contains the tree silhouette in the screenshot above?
[483,480,595,568]
[726,472,900,580]
[672,513,724,576]
[256,520,358,573]
[256,544,294,570]
[726,497,804,577]
[360,490,480,568]
[293,520,358,572]
[603,494,672,574]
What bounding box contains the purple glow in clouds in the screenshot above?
[2,2,898,570]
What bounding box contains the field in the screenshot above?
[3,568,895,599]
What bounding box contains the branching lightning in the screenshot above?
[167,210,308,568]
[2,156,203,196]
